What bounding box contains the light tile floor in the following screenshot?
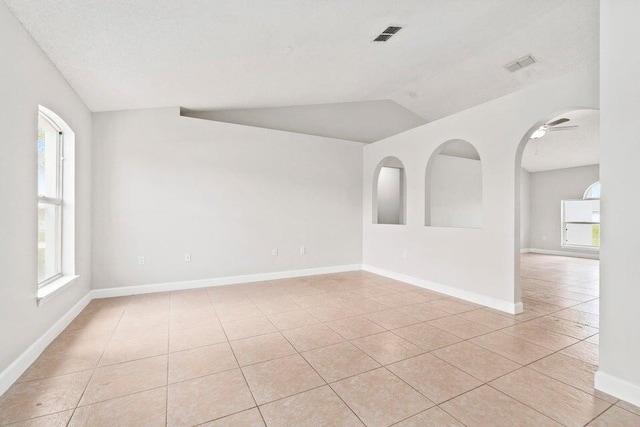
[1,254,639,426]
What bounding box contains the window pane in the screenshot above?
[38,202,61,284]
[38,115,59,198]
[584,182,600,199]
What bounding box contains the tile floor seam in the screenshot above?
[274,328,368,426]
[64,296,132,425]
[205,288,269,427]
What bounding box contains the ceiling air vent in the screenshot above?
[504,54,537,72]
[373,26,402,42]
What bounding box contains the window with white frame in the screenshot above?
[38,112,64,286]
[561,181,600,249]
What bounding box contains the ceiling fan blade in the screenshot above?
[548,125,579,131]
[547,118,570,127]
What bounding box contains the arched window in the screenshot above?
[372,157,406,225]
[584,181,601,200]
[561,181,600,248]
[37,106,77,303]
[425,139,482,228]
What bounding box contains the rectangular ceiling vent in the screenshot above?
[373,26,402,42]
[504,54,537,72]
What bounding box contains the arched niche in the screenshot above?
[372,156,406,225]
[425,139,483,228]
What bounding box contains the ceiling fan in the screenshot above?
[530,118,579,139]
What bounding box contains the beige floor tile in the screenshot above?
[527,316,599,340]
[70,388,166,426]
[253,298,300,315]
[617,400,640,416]
[393,322,462,351]
[441,385,561,427]
[364,309,421,330]
[230,333,296,366]
[589,406,640,426]
[18,346,102,383]
[425,299,481,314]
[525,292,583,308]
[395,302,451,321]
[4,410,73,427]
[169,309,219,331]
[433,341,521,382]
[331,368,433,427]
[586,333,599,344]
[0,371,91,425]
[98,334,169,366]
[428,315,493,339]
[167,369,255,427]
[80,355,168,405]
[168,342,238,383]
[222,315,277,340]
[459,309,518,329]
[471,331,553,364]
[491,368,610,427]
[371,292,431,308]
[307,305,356,322]
[552,309,599,328]
[169,325,226,353]
[572,299,599,315]
[200,408,265,426]
[216,304,263,322]
[395,407,463,426]
[267,310,320,330]
[259,386,363,427]
[302,342,379,382]
[326,316,385,340]
[388,353,482,404]
[351,331,424,365]
[281,324,344,352]
[501,323,578,351]
[339,298,389,315]
[560,341,599,366]
[529,353,616,403]
[242,354,324,404]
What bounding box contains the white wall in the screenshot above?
[0,2,92,375]
[92,108,363,289]
[596,0,640,406]
[528,165,599,255]
[520,168,531,249]
[429,155,482,228]
[363,67,599,313]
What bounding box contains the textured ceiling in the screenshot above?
[182,100,426,143]
[6,0,598,125]
[522,109,599,172]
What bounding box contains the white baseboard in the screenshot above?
[520,248,531,254]
[526,248,599,260]
[91,264,363,299]
[595,370,640,407]
[362,265,522,314]
[0,292,92,397]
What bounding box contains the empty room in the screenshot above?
[1,0,639,426]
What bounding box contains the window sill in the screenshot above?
[37,275,79,306]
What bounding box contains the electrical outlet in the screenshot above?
[403,249,408,259]
[272,248,278,256]
[137,256,145,265]
[300,246,306,255]
[184,253,191,262]
[542,235,547,241]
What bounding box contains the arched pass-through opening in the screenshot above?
[513,107,600,310]
[372,156,406,225]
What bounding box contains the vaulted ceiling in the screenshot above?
[6,0,598,142]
